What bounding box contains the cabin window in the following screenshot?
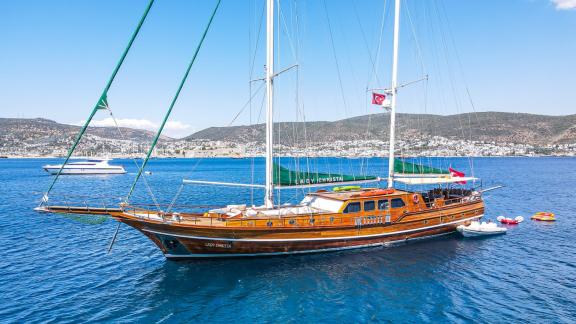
[364,201,375,212]
[378,199,389,210]
[343,202,361,214]
[391,198,405,209]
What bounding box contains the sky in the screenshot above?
[1,0,575,138]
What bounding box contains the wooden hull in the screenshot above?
[112,201,484,259]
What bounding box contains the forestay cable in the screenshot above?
[40,0,156,206]
[126,0,222,203]
[106,107,161,211]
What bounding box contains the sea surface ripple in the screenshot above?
[0,157,574,323]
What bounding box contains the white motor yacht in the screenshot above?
[43,159,126,175]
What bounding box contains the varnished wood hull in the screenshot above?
[147,221,473,259]
[113,201,484,259]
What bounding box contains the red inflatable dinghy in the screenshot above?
[497,216,524,225]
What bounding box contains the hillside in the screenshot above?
[185,112,576,146]
[0,118,172,156]
[0,118,173,141]
[0,112,575,157]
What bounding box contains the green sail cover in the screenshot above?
[273,164,377,187]
[96,95,109,110]
[394,159,449,174]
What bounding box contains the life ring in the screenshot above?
[359,188,394,197]
[412,194,420,204]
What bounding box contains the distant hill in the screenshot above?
[0,118,173,142]
[0,118,172,156]
[185,112,576,146]
[1,112,574,157]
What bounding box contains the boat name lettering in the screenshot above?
[296,176,344,185]
[204,242,232,249]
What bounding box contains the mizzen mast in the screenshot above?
[387,0,401,188]
[264,0,275,208]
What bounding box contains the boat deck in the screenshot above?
[310,189,409,200]
[118,197,483,230]
[37,188,483,230]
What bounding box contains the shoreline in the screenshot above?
[1,155,574,159]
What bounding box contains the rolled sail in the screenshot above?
[393,159,477,185]
[273,164,378,188]
[394,159,449,175]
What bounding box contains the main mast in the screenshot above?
[264,0,275,208]
[387,0,401,188]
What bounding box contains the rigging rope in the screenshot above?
[437,0,478,178]
[356,0,388,177]
[353,0,387,89]
[322,0,349,117]
[126,0,222,203]
[433,1,472,176]
[40,0,155,206]
[106,107,161,211]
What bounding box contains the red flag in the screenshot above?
[449,167,467,184]
[372,92,386,105]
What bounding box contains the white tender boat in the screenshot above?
[457,221,507,238]
[43,159,126,175]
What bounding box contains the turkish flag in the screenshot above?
[449,167,467,184]
[372,92,386,105]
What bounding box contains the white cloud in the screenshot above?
[77,117,192,138]
[551,0,576,10]
[88,117,156,129]
[165,121,191,131]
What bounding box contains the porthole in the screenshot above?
[164,240,178,250]
[289,219,296,225]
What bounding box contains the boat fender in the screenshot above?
[412,194,419,204]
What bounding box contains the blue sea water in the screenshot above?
[0,157,575,323]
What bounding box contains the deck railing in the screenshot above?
[39,192,482,228]
[123,199,482,229]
